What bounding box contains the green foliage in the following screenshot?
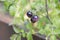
[50,35,57,40]
[13,26,21,33]
[10,34,18,40]
[27,32,33,40]
[1,0,60,40]
[10,34,21,40]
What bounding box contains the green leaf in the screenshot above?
[9,5,15,16]
[27,32,33,40]
[25,21,33,31]
[20,0,28,7]
[37,17,49,29]
[4,1,10,10]
[13,17,23,25]
[16,34,21,40]
[10,34,18,40]
[56,3,60,10]
[21,29,26,37]
[50,35,57,40]
[4,0,14,10]
[13,26,21,33]
[10,34,21,40]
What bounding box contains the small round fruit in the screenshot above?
[27,11,33,18]
[31,15,39,23]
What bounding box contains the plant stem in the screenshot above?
[45,0,53,24]
[8,0,15,11]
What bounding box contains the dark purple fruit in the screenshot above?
[31,15,39,23]
[27,11,33,18]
